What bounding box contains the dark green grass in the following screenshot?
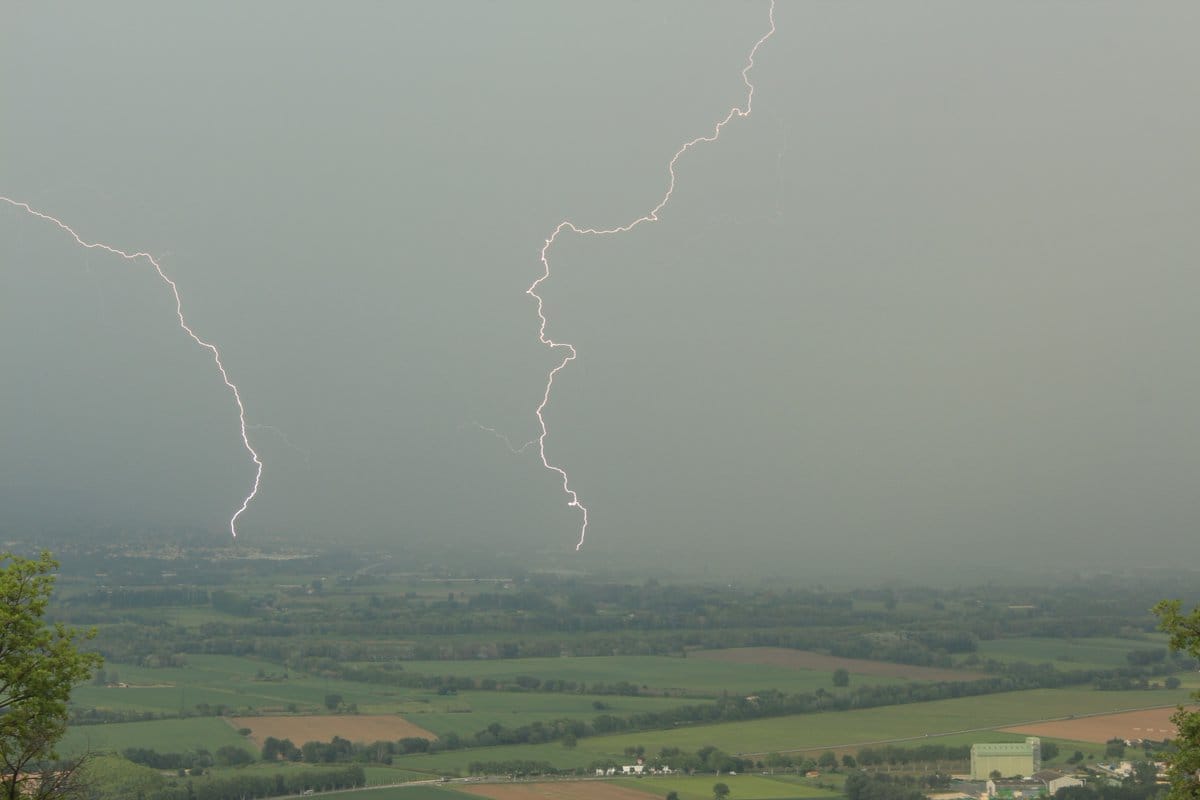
[617,774,840,800]
[389,686,1192,774]
[974,636,1171,671]
[61,717,254,757]
[313,785,479,799]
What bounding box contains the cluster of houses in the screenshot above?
[979,770,1084,798]
[595,760,676,777]
[935,738,1169,800]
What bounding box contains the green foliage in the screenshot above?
[0,551,102,798]
[1055,782,1168,800]
[121,747,212,771]
[464,758,557,776]
[214,744,253,766]
[833,668,850,687]
[261,737,301,762]
[80,754,166,800]
[1154,598,1200,800]
[713,782,730,799]
[844,772,925,800]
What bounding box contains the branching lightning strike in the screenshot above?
[1,196,262,537]
[527,2,776,552]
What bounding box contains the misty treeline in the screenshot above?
[62,571,1200,676]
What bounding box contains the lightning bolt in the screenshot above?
[465,421,537,455]
[528,2,777,552]
[248,424,311,463]
[1,196,262,537]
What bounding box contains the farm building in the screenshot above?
[1032,770,1084,794]
[986,779,1047,798]
[971,738,1041,779]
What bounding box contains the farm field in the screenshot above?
[72,653,424,715]
[391,742,606,774]
[231,714,439,746]
[577,687,1194,757]
[689,648,979,682]
[70,655,710,741]
[318,786,478,800]
[61,717,255,757]
[363,766,443,784]
[385,687,1191,775]
[617,775,841,800]
[404,690,699,738]
[460,780,659,800]
[974,636,1171,671]
[389,654,913,697]
[1000,706,1192,743]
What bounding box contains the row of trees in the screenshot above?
[843,772,941,800]
[82,755,365,800]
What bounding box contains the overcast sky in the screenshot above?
[3,2,1198,579]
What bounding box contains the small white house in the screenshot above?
[621,764,645,775]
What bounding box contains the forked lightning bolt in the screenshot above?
[1,196,262,537]
[528,2,777,551]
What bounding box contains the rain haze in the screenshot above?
[3,2,1199,581]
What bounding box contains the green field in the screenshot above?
[406,690,698,737]
[74,653,428,715]
[580,687,1192,756]
[975,636,1172,671]
[70,654,720,741]
[618,775,840,800]
[389,654,909,697]
[61,717,255,757]
[383,685,1191,774]
[316,786,476,800]
[70,652,1190,778]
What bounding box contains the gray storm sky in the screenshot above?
[2,2,1198,578]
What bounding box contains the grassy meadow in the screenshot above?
[974,636,1173,671]
[62,716,255,757]
[66,643,1192,775]
[618,775,841,800]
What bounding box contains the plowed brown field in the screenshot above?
[460,782,654,800]
[691,647,979,682]
[230,714,436,747]
[1000,707,1190,743]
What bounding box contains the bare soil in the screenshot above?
[690,647,980,682]
[1000,707,1189,743]
[229,714,437,747]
